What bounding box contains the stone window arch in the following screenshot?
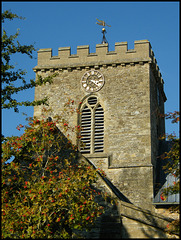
[79,95,104,154]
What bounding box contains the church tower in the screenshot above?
[33,40,167,212]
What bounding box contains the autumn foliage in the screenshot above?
[1,115,106,238]
[159,111,180,236]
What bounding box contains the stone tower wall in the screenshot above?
[34,40,166,210]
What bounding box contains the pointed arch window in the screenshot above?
[80,96,104,154]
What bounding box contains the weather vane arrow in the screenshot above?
[96,18,111,27]
[96,18,111,44]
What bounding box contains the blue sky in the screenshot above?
[2,1,180,138]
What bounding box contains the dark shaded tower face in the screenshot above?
[34,40,166,210]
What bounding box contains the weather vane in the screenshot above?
[96,18,111,44]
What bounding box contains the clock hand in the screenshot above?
[91,79,99,86]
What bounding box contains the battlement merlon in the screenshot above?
[36,40,152,67]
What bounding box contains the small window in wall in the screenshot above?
[80,96,104,154]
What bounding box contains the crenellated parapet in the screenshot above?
[149,48,167,101]
[34,40,152,69]
[33,39,166,101]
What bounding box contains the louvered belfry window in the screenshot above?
[80,96,104,154]
[80,106,91,153]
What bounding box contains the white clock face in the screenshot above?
[81,70,104,93]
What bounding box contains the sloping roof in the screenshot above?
[154,173,180,204]
[154,140,179,204]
